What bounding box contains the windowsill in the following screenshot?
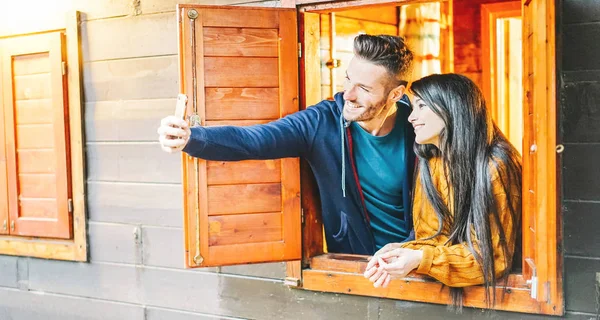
[301,253,544,314]
[0,234,86,261]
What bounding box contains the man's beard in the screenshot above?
[343,100,387,122]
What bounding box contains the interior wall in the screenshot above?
[453,0,514,89]
[319,7,399,99]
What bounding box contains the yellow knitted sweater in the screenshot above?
[400,157,519,287]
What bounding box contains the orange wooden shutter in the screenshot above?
[1,32,72,239]
[178,5,301,267]
[522,0,562,314]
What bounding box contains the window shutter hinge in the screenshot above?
[2,220,6,231]
[298,42,302,58]
[284,277,301,287]
[10,221,15,231]
[61,61,67,75]
[301,208,305,224]
[525,258,538,299]
[68,199,73,213]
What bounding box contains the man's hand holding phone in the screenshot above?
[158,94,191,153]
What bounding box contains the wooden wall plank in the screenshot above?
[0,287,145,320]
[82,13,177,62]
[13,74,52,100]
[88,222,142,264]
[303,270,541,314]
[15,100,53,125]
[207,160,280,185]
[336,7,398,25]
[320,16,399,51]
[208,212,282,246]
[27,259,141,304]
[15,124,55,149]
[143,0,255,14]
[204,119,271,126]
[204,57,279,87]
[13,53,51,76]
[0,0,138,37]
[0,256,18,288]
[139,266,372,318]
[146,307,230,320]
[201,8,279,28]
[142,226,188,269]
[85,99,175,142]
[17,150,56,174]
[207,183,281,215]
[83,56,178,101]
[278,8,302,262]
[87,182,183,227]
[86,143,181,183]
[141,225,285,279]
[205,88,279,120]
[17,199,56,219]
[17,174,56,198]
[204,27,278,57]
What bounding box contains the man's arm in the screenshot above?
[158,106,323,160]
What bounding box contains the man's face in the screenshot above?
[342,57,397,122]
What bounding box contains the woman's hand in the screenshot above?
[363,246,423,288]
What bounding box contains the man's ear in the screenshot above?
[389,84,406,102]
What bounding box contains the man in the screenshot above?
[158,34,415,255]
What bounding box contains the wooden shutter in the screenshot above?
[178,5,301,267]
[522,0,562,314]
[1,32,72,239]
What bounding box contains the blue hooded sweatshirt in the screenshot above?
[182,92,416,255]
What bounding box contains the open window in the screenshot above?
[0,12,87,261]
[178,0,561,315]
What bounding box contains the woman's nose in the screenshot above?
[408,108,417,123]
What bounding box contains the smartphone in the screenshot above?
[174,94,187,119]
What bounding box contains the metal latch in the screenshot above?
[284,277,301,287]
[10,221,15,232]
[525,258,537,299]
[2,220,6,231]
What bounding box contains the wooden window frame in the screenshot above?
[291,0,562,315]
[481,1,521,129]
[177,1,562,315]
[0,11,87,262]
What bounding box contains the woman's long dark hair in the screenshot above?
[409,74,522,309]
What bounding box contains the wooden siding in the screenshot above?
[560,0,600,316]
[0,0,596,319]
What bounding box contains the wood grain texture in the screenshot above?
[208,212,282,246]
[207,160,280,185]
[207,183,281,215]
[204,27,279,57]
[180,5,301,268]
[205,88,279,120]
[521,0,561,315]
[303,269,541,314]
[204,57,279,87]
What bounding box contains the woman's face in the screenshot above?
[408,96,445,147]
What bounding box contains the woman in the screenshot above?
[363,73,522,307]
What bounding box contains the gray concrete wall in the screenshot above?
[0,0,595,319]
